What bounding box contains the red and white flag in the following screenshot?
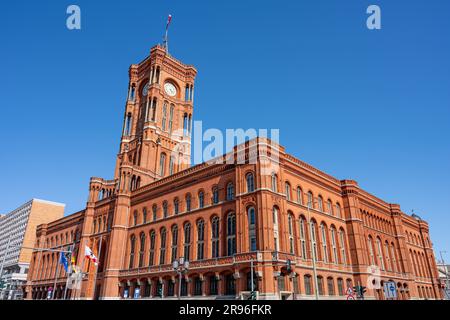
[166,14,172,30]
[85,245,98,266]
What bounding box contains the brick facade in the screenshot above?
[24,44,443,300]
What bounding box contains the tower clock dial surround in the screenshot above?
[164,82,177,97]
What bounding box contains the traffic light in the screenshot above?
[157,285,163,297]
[286,259,292,274]
[353,285,367,299]
[248,291,257,300]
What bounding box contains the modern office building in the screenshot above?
[0,199,65,299]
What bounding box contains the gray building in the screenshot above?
[436,261,450,300]
[0,199,65,300]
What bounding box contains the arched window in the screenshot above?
[211,216,220,258]
[133,211,138,226]
[390,243,398,272]
[226,183,234,201]
[183,223,191,261]
[159,153,166,176]
[337,278,344,296]
[296,187,302,205]
[248,207,257,251]
[288,213,295,254]
[376,238,385,270]
[368,236,375,265]
[93,220,97,234]
[335,203,342,218]
[124,113,132,136]
[271,173,277,192]
[171,225,178,262]
[299,216,307,259]
[151,98,157,121]
[212,187,219,204]
[317,276,324,296]
[168,104,174,132]
[330,227,338,264]
[143,208,147,224]
[163,201,168,218]
[197,220,205,260]
[304,275,312,295]
[273,207,280,252]
[174,198,179,215]
[162,101,167,131]
[149,230,156,266]
[129,235,136,269]
[327,277,335,296]
[169,155,175,175]
[159,228,167,265]
[339,229,347,265]
[317,196,324,212]
[385,241,392,271]
[285,182,291,200]
[139,232,145,268]
[186,194,191,212]
[155,66,160,83]
[307,192,313,209]
[183,113,188,136]
[198,191,204,208]
[129,84,136,101]
[246,173,255,192]
[327,200,333,215]
[310,220,318,261]
[152,204,157,221]
[227,213,237,256]
[320,223,328,262]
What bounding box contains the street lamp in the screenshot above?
[173,257,189,299]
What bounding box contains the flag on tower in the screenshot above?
[85,245,98,266]
[166,14,172,30]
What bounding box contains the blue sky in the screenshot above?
[1,1,449,257]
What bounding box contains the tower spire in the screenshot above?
[163,14,172,53]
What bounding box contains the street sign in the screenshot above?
[346,287,355,300]
[383,281,397,299]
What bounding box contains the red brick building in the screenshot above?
[25,44,443,300]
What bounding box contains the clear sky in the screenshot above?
[1,1,449,257]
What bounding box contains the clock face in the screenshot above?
[164,82,177,97]
[142,83,149,96]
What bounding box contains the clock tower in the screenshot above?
[114,45,197,190]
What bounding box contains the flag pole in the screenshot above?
[92,235,103,300]
[75,241,87,300]
[63,243,74,300]
[51,252,62,299]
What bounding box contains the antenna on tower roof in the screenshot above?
[163,14,172,53]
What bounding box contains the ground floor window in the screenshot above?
[225,274,236,295]
[337,278,344,296]
[304,275,312,295]
[167,280,174,296]
[194,277,202,296]
[209,276,218,295]
[180,278,188,296]
[156,282,163,297]
[143,283,151,297]
[277,276,286,292]
[246,271,258,291]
